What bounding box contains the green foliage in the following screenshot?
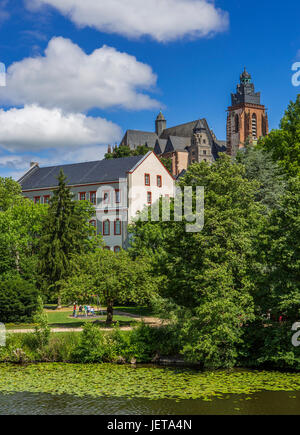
[33,296,50,347]
[61,248,158,323]
[0,180,46,278]
[0,276,40,323]
[159,156,172,173]
[71,323,112,363]
[262,177,300,320]
[258,96,300,177]
[130,155,264,368]
[236,145,286,211]
[38,170,95,305]
[105,144,152,159]
[0,177,22,212]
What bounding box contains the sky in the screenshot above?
[0,0,299,179]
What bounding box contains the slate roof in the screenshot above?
[159,120,201,139]
[120,130,158,150]
[154,138,167,155]
[164,136,190,153]
[19,155,145,190]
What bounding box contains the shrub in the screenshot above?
[0,276,40,323]
[71,323,117,363]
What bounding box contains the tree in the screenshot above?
[236,145,286,211]
[0,177,22,212]
[38,170,95,307]
[129,156,264,368]
[105,144,152,159]
[258,177,300,320]
[0,178,47,279]
[0,276,40,323]
[258,95,300,177]
[61,248,157,324]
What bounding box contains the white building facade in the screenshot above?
[19,152,174,251]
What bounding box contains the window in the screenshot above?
[103,191,110,204]
[157,175,162,188]
[79,192,86,201]
[203,139,206,144]
[114,246,121,253]
[34,196,41,204]
[147,192,152,204]
[115,189,121,204]
[90,191,96,205]
[252,113,257,138]
[104,246,111,250]
[43,195,50,204]
[145,173,150,186]
[114,219,121,236]
[203,150,207,155]
[103,220,110,236]
[235,114,239,133]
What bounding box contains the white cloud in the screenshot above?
[0,105,122,151]
[27,0,229,42]
[0,144,111,180]
[0,37,159,112]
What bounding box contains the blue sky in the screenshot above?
[0,0,299,179]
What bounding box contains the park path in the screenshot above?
[7,310,164,334]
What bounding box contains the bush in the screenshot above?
[0,276,40,323]
[71,323,118,363]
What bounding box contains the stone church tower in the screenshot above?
[188,120,213,165]
[155,111,167,136]
[227,68,268,157]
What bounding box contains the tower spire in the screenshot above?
[155,111,166,136]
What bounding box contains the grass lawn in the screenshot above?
[47,311,138,328]
[5,310,139,330]
[114,306,156,317]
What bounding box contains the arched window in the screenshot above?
[114,219,121,236]
[252,113,257,138]
[235,114,239,133]
[103,219,110,236]
[104,246,111,250]
[262,114,267,136]
[114,246,121,253]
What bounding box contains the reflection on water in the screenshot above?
[0,391,300,415]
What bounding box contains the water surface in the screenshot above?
[0,363,299,415]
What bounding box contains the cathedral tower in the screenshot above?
[227,68,268,157]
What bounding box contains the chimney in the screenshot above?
[30,162,39,168]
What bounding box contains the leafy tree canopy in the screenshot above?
[258,95,300,177]
[61,248,158,324]
[105,144,152,159]
[129,155,264,368]
[236,145,286,211]
[0,177,22,212]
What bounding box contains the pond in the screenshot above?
[0,363,300,415]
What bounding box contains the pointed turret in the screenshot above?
[155,111,166,136]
